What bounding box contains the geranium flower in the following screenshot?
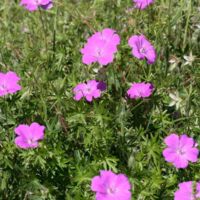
[175,181,200,200]
[0,71,21,96]
[91,170,131,200]
[20,0,53,11]
[73,80,106,102]
[162,134,199,169]
[127,82,154,99]
[81,28,120,65]
[15,122,45,149]
[128,35,156,64]
[133,0,154,10]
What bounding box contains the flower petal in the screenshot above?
[164,133,179,147]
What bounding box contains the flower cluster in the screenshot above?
[78,30,156,103]
[175,181,200,200]
[19,0,154,12]
[0,71,21,96]
[128,35,156,64]
[73,81,154,102]
[127,82,154,99]
[73,80,106,102]
[133,0,154,10]
[81,30,156,66]
[91,170,131,200]
[81,28,120,65]
[20,0,53,11]
[15,122,45,149]
[163,133,199,169]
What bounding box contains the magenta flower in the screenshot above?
[81,28,120,65]
[91,170,131,200]
[127,82,154,99]
[133,0,154,10]
[0,71,21,96]
[174,181,200,200]
[128,35,156,64]
[14,122,45,149]
[20,0,53,11]
[163,134,199,169]
[73,80,106,102]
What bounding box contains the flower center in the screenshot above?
[176,148,185,155]
[0,84,7,91]
[96,49,102,57]
[107,186,116,195]
[84,86,92,95]
[140,47,146,54]
[27,138,35,145]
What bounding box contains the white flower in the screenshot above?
[169,91,182,109]
[183,52,196,66]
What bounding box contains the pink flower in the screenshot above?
[73,80,106,102]
[81,28,120,65]
[91,170,131,200]
[20,0,53,11]
[127,82,154,99]
[0,71,21,96]
[163,134,199,169]
[174,181,200,200]
[128,35,156,64]
[14,122,45,149]
[133,0,154,10]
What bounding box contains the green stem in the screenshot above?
[183,0,192,50]
[147,62,152,81]
[141,64,148,80]
[39,9,48,51]
[173,115,200,123]
[4,96,8,125]
[131,100,144,112]
[165,0,172,76]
